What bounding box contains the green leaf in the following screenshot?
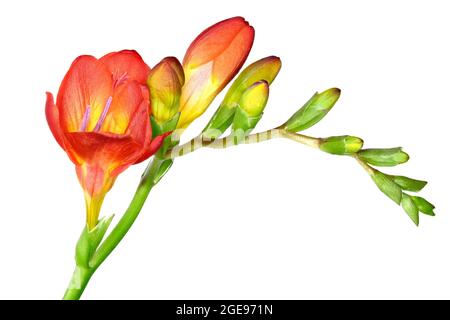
[319,135,364,155]
[371,171,403,204]
[401,193,419,226]
[411,196,435,216]
[389,175,427,192]
[358,148,409,167]
[283,88,341,132]
[75,215,114,268]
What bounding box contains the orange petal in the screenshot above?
[134,131,171,164]
[126,99,152,147]
[99,80,148,135]
[178,17,254,127]
[100,50,151,85]
[183,17,254,69]
[64,131,142,169]
[45,92,65,149]
[147,57,184,123]
[56,55,113,132]
[76,164,115,229]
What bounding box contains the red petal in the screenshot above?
[211,25,254,85]
[76,164,115,199]
[134,132,171,164]
[45,92,65,149]
[125,99,152,147]
[64,132,142,169]
[100,50,151,85]
[100,80,149,136]
[56,55,113,132]
[183,17,254,69]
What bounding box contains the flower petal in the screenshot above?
[56,55,113,132]
[178,17,255,128]
[100,80,148,135]
[183,17,253,69]
[100,50,151,85]
[45,92,65,149]
[134,131,172,164]
[147,57,184,123]
[64,131,142,168]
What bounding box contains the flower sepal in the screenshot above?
[282,88,341,132]
[75,215,114,268]
[231,106,263,144]
[202,56,281,139]
[150,113,179,155]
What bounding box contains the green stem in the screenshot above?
[62,157,166,300]
[63,266,94,300]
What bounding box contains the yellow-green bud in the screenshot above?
[147,57,184,124]
[319,135,363,155]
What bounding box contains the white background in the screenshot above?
[0,0,449,299]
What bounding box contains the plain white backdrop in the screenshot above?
[0,0,449,299]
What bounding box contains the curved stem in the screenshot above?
[166,128,320,159]
[62,157,165,300]
[89,158,163,269]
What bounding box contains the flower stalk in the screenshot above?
[63,156,167,300]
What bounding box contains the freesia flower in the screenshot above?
[46,50,167,230]
[177,16,255,128]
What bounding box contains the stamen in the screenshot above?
[114,72,129,89]
[80,105,91,131]
[93,96,113,132]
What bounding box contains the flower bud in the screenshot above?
[239,80,269,117]
[401,193,419,226]
[319,135,363,155]
[283,88,341,132]
[147,57,184,124]
[411,196,435,216]
[178,17,255,128]
[203,56,281,138]
[371,170,402,204]
[358,147,409,167]
[231,81,269,143]
[388,175,427,192]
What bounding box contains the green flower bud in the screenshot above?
[319,135,363,155]
[283,88,341,132]
[389,175,427,192]
[371,171,402,204]
[358,148,409,167]
[401,193,419,226]
[411,196,435,216]
[231,81,269,144]
[203,56,281,139]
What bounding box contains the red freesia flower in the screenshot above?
[46,50,167,229]
[178,17,255,128]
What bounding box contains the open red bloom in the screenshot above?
[46,50,167,229]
